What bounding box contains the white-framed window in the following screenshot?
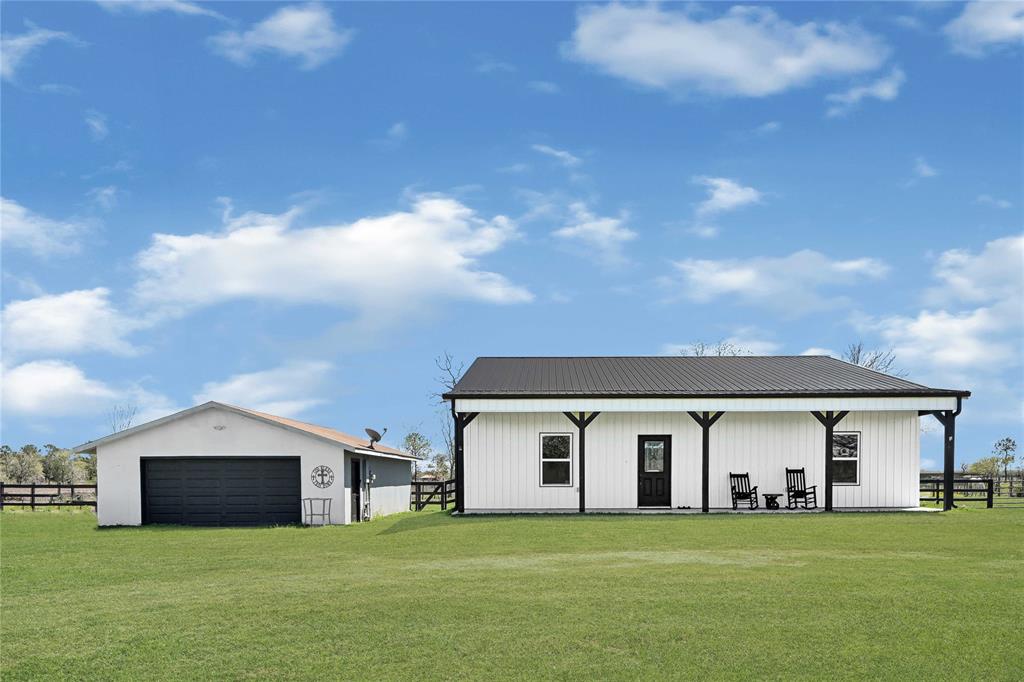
[539,433,572,486]
[832,431,860,486]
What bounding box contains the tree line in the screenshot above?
[1,444,95,484]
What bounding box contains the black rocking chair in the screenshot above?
[729,472,759,510]
[785,468,818,509]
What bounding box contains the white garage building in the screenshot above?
[444,356,970,514]
[75,402,414,527]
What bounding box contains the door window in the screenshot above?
[644,441,665,473]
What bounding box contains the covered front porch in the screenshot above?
[451,395,964,514]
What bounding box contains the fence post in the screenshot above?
[0,482,4,510]
[442,481,447,510]
[987,479,994,508]
[30,483,36,511]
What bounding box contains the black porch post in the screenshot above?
[921,398,962,511]
[811,410,849,512]
[943,413,956,512]
[824,416,834,511]
[688,411,724,513]
[564,412,600,513]
[452,404,464,514]
[579,416,586,513]
[452,407,479,515]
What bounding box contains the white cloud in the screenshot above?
[695,177,763,218]
[528,80,560,94]
[552,202,637,265]
[565,4,889,97]
[2,288,144,359]
[661,330,780,356]
[666,249,889,315]
[497,162,530,174]
[914,156,938,178]
[801,347,838,357]
[975,194,1013,209]
[754,120,782,135]
[2,360,118,416]
[944,2,1024,57]
[209,2,353,70]
[39,83,80,95]
[689,176,763,237]
[387,121,408,141]
[87,185,120,210]
[864,235,1023,374]
[0,22,81,82]
[133,194,531,323]
[826,67,905,117]
[531,143,581,168]
[0,197,91,257]
[927,234,1023,305]
[96,0,224,19]
[84,109,108,140]
[1,359,178,421]
[475,55,516,74]
[193,361,332,417]
[722,328,781,355]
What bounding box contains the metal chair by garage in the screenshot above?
[302,497,332,526]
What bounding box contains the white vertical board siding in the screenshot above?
[585,412,702,509]
[708,411,920,509]
[465,413,580,510]
[465,410,920,511]
[365,455,413,519]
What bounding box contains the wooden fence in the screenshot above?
[919,477,994,508]
[410,479,455,511]
[0,483,97,510]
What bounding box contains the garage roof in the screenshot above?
[443,356,970,399]
[74,401,412,458]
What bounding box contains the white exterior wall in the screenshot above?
[464,411,920,511]
[95,406,409,526]
[347,453,413,520]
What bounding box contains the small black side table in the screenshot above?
[763,493,782,510]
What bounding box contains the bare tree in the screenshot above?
[432,351,465,401]
[108,403,137,433]
[842,342,906,377]
[433,352,465,480]
[683,340,751,357]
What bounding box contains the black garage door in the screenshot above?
[141,457,301,526]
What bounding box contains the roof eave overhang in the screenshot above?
[74,402,412,457]
[445,390,971,400]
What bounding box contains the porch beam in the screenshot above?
[564,411,600,512]
[688,411,725,513]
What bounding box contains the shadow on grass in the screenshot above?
[377,510,456,535]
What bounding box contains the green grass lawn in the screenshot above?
[2,509,1022,680]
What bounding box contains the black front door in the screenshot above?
[638,436,671,507]
[351,459,362,522]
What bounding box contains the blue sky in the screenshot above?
[2,1,1021,469]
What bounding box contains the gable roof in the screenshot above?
[74,401,412,458]
[443,356,969,399]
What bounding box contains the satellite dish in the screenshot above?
[364,427,387,449]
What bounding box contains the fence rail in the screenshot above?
[919,477,994,508]
[410,479,455,511]
[0,483,97,510]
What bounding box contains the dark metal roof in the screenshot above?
[443,356,970,399]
